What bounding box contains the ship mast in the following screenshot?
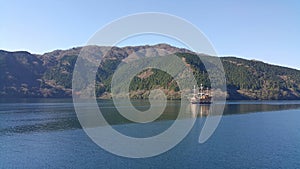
[200,84,204,96]
[193,85,197,96]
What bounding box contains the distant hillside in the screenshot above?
[1,44,300,100]
[222,57,300,99]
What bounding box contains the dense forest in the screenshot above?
[1,44,300,100]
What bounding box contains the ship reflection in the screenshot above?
[189,104,210,117]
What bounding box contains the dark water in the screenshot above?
[1,99,300,168]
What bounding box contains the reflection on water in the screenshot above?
[223,101,300,115]
[189,104,210,117]
[1,99,300,168]
[188,101,300,118]
[1,99,300,136]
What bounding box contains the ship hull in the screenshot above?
[190,100,212,104]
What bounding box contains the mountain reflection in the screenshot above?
[1,99,300,135]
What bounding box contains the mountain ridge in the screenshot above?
[1,44,300,100]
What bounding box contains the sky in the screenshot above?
[1,0,300,69]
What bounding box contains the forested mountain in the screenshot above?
[1,44,300,100]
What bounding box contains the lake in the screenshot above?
[1,99,300,168]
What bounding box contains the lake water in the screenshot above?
[1,99,300,168]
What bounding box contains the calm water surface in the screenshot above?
[1,99,300,168]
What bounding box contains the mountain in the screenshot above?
[1,44,300,100]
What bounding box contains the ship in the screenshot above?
[189,84,212,104]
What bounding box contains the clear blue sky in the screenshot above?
[1,0,300,69]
